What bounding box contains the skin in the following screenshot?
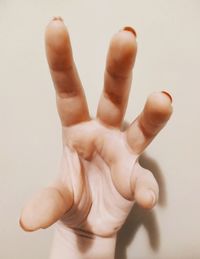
[19,16,173,257]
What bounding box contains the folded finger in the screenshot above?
[132,165,159,209]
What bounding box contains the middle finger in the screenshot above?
[97,27,137,128]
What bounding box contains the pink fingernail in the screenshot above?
[123,26,137,37]
[52,16,63,22]
[161,91,173,103]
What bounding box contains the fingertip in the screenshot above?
[113,29,137,59]
[19,215,39,232]
[107,28,137,77]
[45,16,68,46]
[135,189,157,209]
[145,91,173,124]
[45,18,72,71]
[19,217,26,231]
[148,91,173,109]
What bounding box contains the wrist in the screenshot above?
[50,222,116,259]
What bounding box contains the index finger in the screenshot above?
[45,17,90,126]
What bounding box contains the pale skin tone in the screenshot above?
[20,16,173,256]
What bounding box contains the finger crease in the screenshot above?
[106,68,129,80]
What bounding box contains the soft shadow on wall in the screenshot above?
[115,152,167,259]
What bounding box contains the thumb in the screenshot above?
[19,184,73,231]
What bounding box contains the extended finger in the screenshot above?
[45,17,89,126]
[97,27,137,128]
[126,91,173,154]
[19,184,73,231]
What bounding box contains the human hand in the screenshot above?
[20,17,172,258]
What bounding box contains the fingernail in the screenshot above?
[52,16,64,22]
[123,26,137,37]
[161,91,173,103]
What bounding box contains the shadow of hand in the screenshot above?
[115,152,167,259]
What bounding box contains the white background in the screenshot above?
[0,0,200,258]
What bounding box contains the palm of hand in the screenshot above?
[60,120,138,237]
[20,17,172,237]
